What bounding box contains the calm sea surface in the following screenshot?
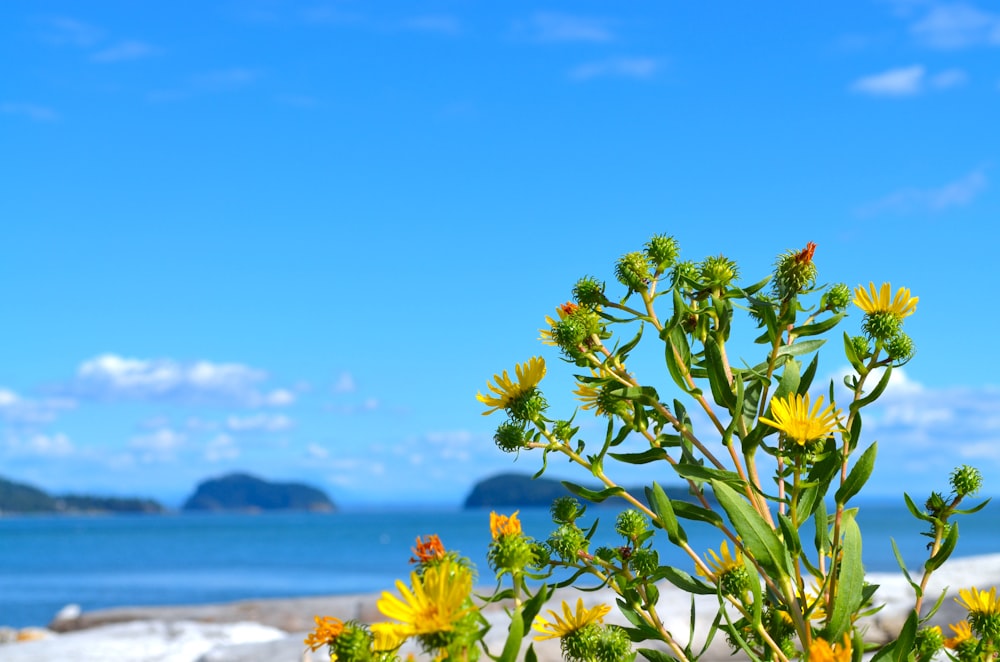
[2,502,998,628]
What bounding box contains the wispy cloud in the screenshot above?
[851,64,968,96]
[1,102,59,122]
[517,12,616,43]
[91,40,158,63]
[909,2,1000,49]
[226,413,293,432]
[4,432,75,458]
[0,388,75,424]
[570,57,660,81]
[857,168,988,216]
[400,15,462,36]
[71,353,293,407]
[39,16,104,47]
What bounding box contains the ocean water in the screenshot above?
[1,501,998,628]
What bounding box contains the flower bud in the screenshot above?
[551,496,586,524]
[915,625,944,659]
[645,234,680,274]
[951,465,983,498]
[849,335,871,361]
[615,252,652,292]
[887,332,916,364]
[823,283,852,311]
[494,420,528,453]
[573,276,607,308]
[672,260,699,285]
[699,254,739,290]
[772,242,817,299]
[614,509,649,539]
[331,622,373,662]
[488,530,535,575]
[629,548,659,577]
[863,311,902,342]
[548,523,589,561]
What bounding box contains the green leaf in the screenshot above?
[674,464,743,487]
[653,566,716,595]
[851,365,892,411]
[842,332,866,375]
[813,498,830,559]
[835,442,878,505]
[776,338,826,358]
[664,327,695,395]
[637,649,675,662]
[710,479,790,579]
[705,336,737,410]
[524,644,538,662]
[616,599,663,641]
[903,492,934,523]
[773,359,801,404]
[610,448,669,465]
[799,353,819,395]
[793,312,846,338]
[925,523,959,572]
[826,517,864,642]
[672,501,724,527]
[646,482,687,544]
[497,604,525,662]
[890,539,920,597]
[777,513,802,558]
[954,497,992,515]
[562,481,625,503]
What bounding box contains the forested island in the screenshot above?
[0,476,165,514]
[463,472,699,509]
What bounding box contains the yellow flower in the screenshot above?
[696,540,743,580]
[377,560,474,637]
[944,621,974,649]
[539,302,579,345]
[956,586,1000,615]
[853,282,918,318]
[370,621,409,653]
[304,615,344,652]
[808,634,852,662]
[533,598,611,641]
[490,510,522,539]
[476,357,546,415]
[759,393,840,446]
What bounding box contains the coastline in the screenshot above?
[6,553,1000,661]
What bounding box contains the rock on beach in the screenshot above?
[5,554,1000,662]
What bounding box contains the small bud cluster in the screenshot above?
[772,242,818,299]
[493,420,527,453]
[561,623,633,662]
[951,465,984,498]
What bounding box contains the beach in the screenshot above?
[5,553,1000,661]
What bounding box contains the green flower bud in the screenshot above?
[552,316,589,353]
[915,625,944,659]
[699,254,739,290]
[772,242,817,299]
[494,420,528,453]
[594,625,633,662]
[863,311,902,342]
[507,389,547,422]
[645,234,680,274]
[969,612,1000,640]
[615,251,652,292]
[573,276,607,308]
[672,260,699,285]
[548,523,589,561]
[951,465,984,498]
[594,546,617,564]
[551,496,586,524]
[553,419,575,442]
[747,294,776,325]
[629,548,659,577]
[850,335,871,361]
[562,622,602,662]
[954,638,980,662]
[331,623,373,662]
[488,529,535,575]
[823,283,852,311]
[887,332,916,364]
[615,509,649,540]
[529,541,551,569]
[720,565,751,597]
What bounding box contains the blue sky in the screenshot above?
[1,1,998,507]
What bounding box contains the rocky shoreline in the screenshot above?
[5,554,1000,661]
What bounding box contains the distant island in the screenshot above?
[0,475,165,515]
[181,472,336,512]
[463,472,697,509]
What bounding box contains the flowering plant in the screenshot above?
[309,235,994,662]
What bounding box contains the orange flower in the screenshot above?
[490,510,522,539]
[410,535,446,564]
[796,242,817,265]
[304,615,344,652]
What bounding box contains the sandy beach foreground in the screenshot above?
[5,554,1000,662]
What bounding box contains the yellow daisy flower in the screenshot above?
[944,621,974,649]
[490,510,522,539]
[759,393,840,446]
[369,621,409,653]
[853,282,918,319]
[696,540,743,581]
[476,357,546,415]
[808,634,852,662]
[377,560,474,637]
[304,615,344,652]
[539,302,579,345]
[533,598,611,641]
[956,586,1000,615]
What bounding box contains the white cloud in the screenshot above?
[857,168,988,216]
[40,16,104,47]
[0,387,75,424]
[5,432,75,457]
[333,372,356,393]
[306,443,329,459]
[570,57,660,81]
[204,434,239,462]
[930,67,969,88]
[910,3,1000,49]
[130,428,186,453]
[226,413,293,432]
[74,353,291,407]
[851,65,926,96]
[519,12,616,43]
[91,40,158,63]
[1,102,59,122]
